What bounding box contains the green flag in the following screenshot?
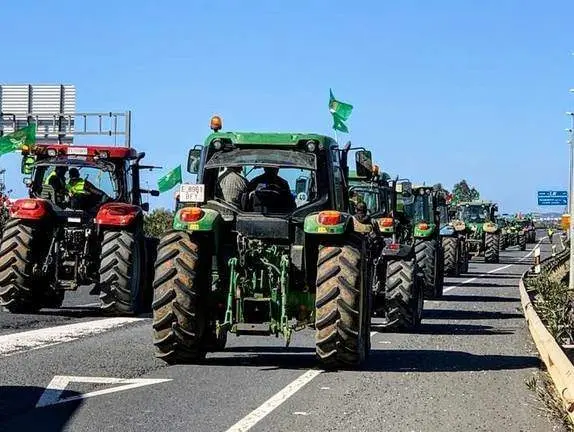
[0,124,36,156]
[329,89,353,121]
[158,165,182,193]
[332,114,349,133]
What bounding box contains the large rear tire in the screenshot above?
[416,239,443,299]
[460,238,470,273]
[442,237,459,277]
[99,230,144,315]
[152,231,207,364]
[484,232,500,264]
[315,240,369,368]
[0,220,43,313]
[383,258,423,330]
[518,233,526,251]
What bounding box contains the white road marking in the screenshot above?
[36,375,172,407]
[0,318,144,358]
[73,302,100,308]
[225,369,322,432]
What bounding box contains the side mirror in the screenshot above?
[141,203,150,212]
[355,150,373,177]
[295,177,308,194]
[150,190,160,197]
[21,156,34,175]
[187,148,201,174]
[136,152,146,162]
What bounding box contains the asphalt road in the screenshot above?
[0,232,565,432]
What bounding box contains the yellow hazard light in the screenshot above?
[210,115,222,132]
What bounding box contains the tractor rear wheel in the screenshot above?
[152,231,207,364]
[0,220,44,313]
[461,239,470,273]
[99,230,144,315]
[518,233,526,251]
[500,233,507,251]
[484,233,500,264]
[416,239,443,299]
[383,258,423,330]
[442,237,459,277]
[315,239,369,368]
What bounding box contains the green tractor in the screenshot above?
[438,194,469,277]
[347,168,425,330]
[152,121,373,368]
[403,185,445,299]
[452,200,501,264]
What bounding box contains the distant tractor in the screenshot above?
[403,185,445,299]
[438,195,469,277]
[347,168,425,330]
[452,200,501,264]
[0,112,159,315]
[152,119,373,368]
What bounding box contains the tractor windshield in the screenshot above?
[349,186,385,215]
[33,158,119,201]
[204,149,318,212]
[438,205,449,225]
[457,205,489,223]
[406,194,432,223]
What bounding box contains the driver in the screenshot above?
[245,166,295,211]
[67,167,107,208]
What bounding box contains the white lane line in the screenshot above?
[225,369,323,432]
[0,318,145,358]
[227,329,378,432]
[443,238,547,293]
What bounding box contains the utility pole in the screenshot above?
[568,107,574,290]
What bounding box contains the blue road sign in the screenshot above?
[537,190,568,206]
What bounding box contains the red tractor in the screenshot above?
[0,112,159,315]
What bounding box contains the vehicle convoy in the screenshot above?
[452,200,501,264]
[347,168,424,330]
[0,112,159,315]
[403,185,445,298]
[438,192,469,277]
[152,118,373,367]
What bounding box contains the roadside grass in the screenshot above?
[526,371,573,431]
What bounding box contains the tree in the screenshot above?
[452,179,480,204]
[144,208,174,238]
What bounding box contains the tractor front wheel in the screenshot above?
[315,239,369,368]
[152,231,207,364]
[518,233,526,251]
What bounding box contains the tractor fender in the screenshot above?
[96,203,142,228]
[172,207,221,232]
[413,223,436,238]
[303,211,353,235]
[9,198,51,221]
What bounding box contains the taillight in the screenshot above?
[96,204,139,226]
[380,217,394,227]
[180,207,204,222]
[318,211,341,225]
[10,199,47,220]
[418,222,429,230]
[388,243,400,250]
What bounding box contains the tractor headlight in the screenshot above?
[212,139,223,151]
[306,140,317,152]
[483,222,497,233]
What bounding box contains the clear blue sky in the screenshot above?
[2,0,573,213]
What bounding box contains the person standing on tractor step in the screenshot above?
[217,166,248,206]
[67,167,107,209]
[547,227,554,244]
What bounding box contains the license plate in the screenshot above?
[67,217,81,223]
[67,147,88,156]
[179,184,205,203]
